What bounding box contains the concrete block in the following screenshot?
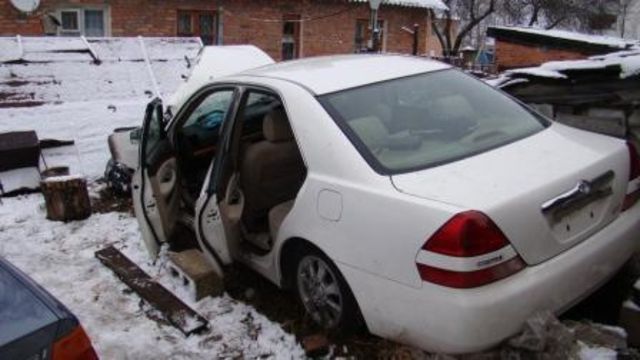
[168,249,223,301]
[302,334,330,357]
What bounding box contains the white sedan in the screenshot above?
[131,52,640,353]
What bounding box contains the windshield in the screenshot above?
[319,69,549,174]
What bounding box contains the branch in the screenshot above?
[528,5,540,26]
[452,0,495,54]
[545,16,566,29]
[444,10,453,55]
[429,9,448,56]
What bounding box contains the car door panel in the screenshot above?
[196,191,231,273]
[193,87,247,274]
[132,99,179,259]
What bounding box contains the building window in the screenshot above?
[282,15,300,60]
[199,14,215,45]
[60,10,80,34]
[58,8,107,37]
[177,12,193,36]
[177,10,216,45]
[84,10,105,37]
[355,19,384,52]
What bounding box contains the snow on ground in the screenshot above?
[579,343,618,360]
[0,194,305,359]
[0,98,145,179]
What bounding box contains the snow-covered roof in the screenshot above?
[488,26,638,50]
[490,46,640,88]
[0,37,201,105]
[350,0,448,10]
[513,48,640,79]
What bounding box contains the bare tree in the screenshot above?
[617,0,638,37]
[499,0,620,31]
[500,0,579,29]
[429,0,496,58]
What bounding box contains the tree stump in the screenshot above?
[41,174,91,221]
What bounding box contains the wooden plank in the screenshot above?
[80,36,101,64]
[137,36,162,100]
[95,246,208,335]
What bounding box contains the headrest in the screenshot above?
[263,107,293,142]
[431,95,473,120]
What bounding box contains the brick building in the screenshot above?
[0,0,448,61]
[487,26,636,71]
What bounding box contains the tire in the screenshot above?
[293,246,363,334]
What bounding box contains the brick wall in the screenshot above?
[495,40,595,71]
[0,0,444,60]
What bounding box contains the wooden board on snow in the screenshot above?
[95,246,208,335]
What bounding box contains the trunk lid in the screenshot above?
[392,124,629,265]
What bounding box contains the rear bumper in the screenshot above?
[338,204,640,354]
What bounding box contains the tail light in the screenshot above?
[417,211,526,289]
[623,142,640,211]
[52,325,99,360]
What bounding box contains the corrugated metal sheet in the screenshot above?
[350,0,448,10]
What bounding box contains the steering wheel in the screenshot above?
[195,110,225,129]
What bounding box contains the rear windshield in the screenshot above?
[319,69,548,174]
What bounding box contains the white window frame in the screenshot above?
[59,9,81,34]
[57,7,111,37]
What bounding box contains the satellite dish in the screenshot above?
[10,0,40,13]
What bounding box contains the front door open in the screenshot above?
[132,99,181,259]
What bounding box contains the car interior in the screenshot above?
[175,89,235,205]
[321,69,546,173]
[221,91,307,252]
[174,89,306,253]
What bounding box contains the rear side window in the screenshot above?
[319,69,548,174]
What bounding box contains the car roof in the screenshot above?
[0,257,76,349]
[240,54,451,95]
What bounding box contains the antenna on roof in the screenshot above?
[10,0,40,14]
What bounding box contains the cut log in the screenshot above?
[40,174,91,222]
[95,246,209,335]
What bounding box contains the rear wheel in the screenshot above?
[293,247,362,334]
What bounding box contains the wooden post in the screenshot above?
[412,24,419,55]
[41,174,91,222]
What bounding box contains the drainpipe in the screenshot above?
[216,0,224,45]
[369,0,382,52]
[412,24,419,55]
